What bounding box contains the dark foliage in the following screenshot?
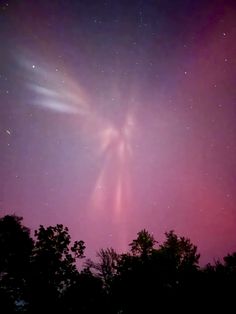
[0,215,33,313]
[0,214,235,313]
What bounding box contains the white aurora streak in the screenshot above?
[20,56,135,221]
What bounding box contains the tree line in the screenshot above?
[0,214,235,313]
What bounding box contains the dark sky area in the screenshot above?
[0,0,236,264]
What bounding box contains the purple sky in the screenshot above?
[0,0,236,265]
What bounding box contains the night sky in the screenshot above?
[0,0,236,264]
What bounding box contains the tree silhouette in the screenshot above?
[1,213,236,313]
[110,229,201,313]
[108,230,159,313]
[28,224,85,313]
[201,252,236,312]
[129,229,157,258]
[157,230,200,311]
[61,267,105,314]
[86,248,120,289]
[0,215,33,313]
[160,230,200,270]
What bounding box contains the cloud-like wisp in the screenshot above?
[19,55,136,224]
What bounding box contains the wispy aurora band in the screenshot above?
[20,56,136,245]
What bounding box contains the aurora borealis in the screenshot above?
[0,0,236,264]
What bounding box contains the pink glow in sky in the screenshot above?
[0,0,236,264]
